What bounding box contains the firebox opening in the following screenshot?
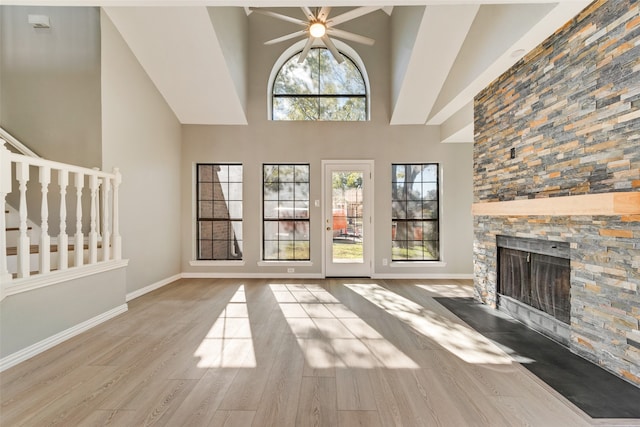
[497,236,571,345]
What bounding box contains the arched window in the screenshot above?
[272,47,367,121]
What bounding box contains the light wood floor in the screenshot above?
[0,278,605,426]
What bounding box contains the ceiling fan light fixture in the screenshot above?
[254,6,379,63]
[309,22,326,38]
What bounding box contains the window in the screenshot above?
[272,47,367,121]
[263,164,310,260]
[197,164,242,260]
[391,164,440,261]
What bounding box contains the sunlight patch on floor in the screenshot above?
[269,283,419,369]
[194,285,256,368]
[346,283,513,365]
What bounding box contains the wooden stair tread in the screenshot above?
[5,227,33,232]
[6,243,102,256]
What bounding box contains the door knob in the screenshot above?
[326,227,331,231]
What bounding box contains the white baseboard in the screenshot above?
[181,272,471,280]
[126,274,182,302]
[371,273,474,280]
[0,304,128,372]
[181,272,324,279]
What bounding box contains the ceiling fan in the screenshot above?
[249,6,380,64]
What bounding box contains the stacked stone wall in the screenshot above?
[474,0,640,386]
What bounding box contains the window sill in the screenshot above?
[190,260,246,267]
[257,261,313,267]
[390,261,447,268]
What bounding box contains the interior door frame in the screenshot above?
[321,160,374,278]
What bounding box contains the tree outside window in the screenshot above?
[272,48,367,121]
[263,164,310,260]
[391,164,440,261]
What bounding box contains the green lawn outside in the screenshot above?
[332,241,363,260]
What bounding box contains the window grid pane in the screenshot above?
[263,164,310,261]
[272,47,367,121]
[391,163,440,261]
[197,163,243,260]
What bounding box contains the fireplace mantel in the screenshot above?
[472,191,640,216]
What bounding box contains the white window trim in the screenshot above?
[190,260,246,267]
[390,261,447,268]
[192,162,245,263]
[390,164,445,265]
[257,261,313,267]
[267,39,371,120]
[261,163,312,263]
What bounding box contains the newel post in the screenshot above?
[112,168,122,260]
[0,140,12,286]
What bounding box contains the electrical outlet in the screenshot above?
[287,268,295,273]
[382,258,388,266]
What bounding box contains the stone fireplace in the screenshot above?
[472,0,640,387]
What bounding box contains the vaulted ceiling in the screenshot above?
[9,0,591,142]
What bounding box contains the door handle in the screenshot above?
[326,227,331,231]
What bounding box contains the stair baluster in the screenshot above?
[39,166,51,274]
[88,174,98,264]
[58,170,69,271]
[0,141,11,284]
[74,172,84,268]
[16,163,30,278]
[101,176,111,261]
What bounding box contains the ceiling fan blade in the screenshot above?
[265,30,307,45]
[327,28,375,46]
[317,7,332,22]
[322,36,344,64]
[328,6,381,26]
[249,8,307,26]
[297,37,314,64]
[301,6,315,21]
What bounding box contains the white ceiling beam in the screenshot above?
[104,7,247,125]
[390,4,477,125]
[440,101,473,143]
[426,1,591,125]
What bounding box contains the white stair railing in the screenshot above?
[0,127,39,158]
[1,139,122,294]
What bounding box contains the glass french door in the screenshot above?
[323,161,372,277]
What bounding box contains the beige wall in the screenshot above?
[0,6,102,168]
[181,9,473,277]
[1,6,102,235]
[0,267,126,358]
[101,11,182,294]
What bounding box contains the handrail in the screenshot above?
[5,151,112,179]
[0,127,40,158]
[1,139,122,300]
